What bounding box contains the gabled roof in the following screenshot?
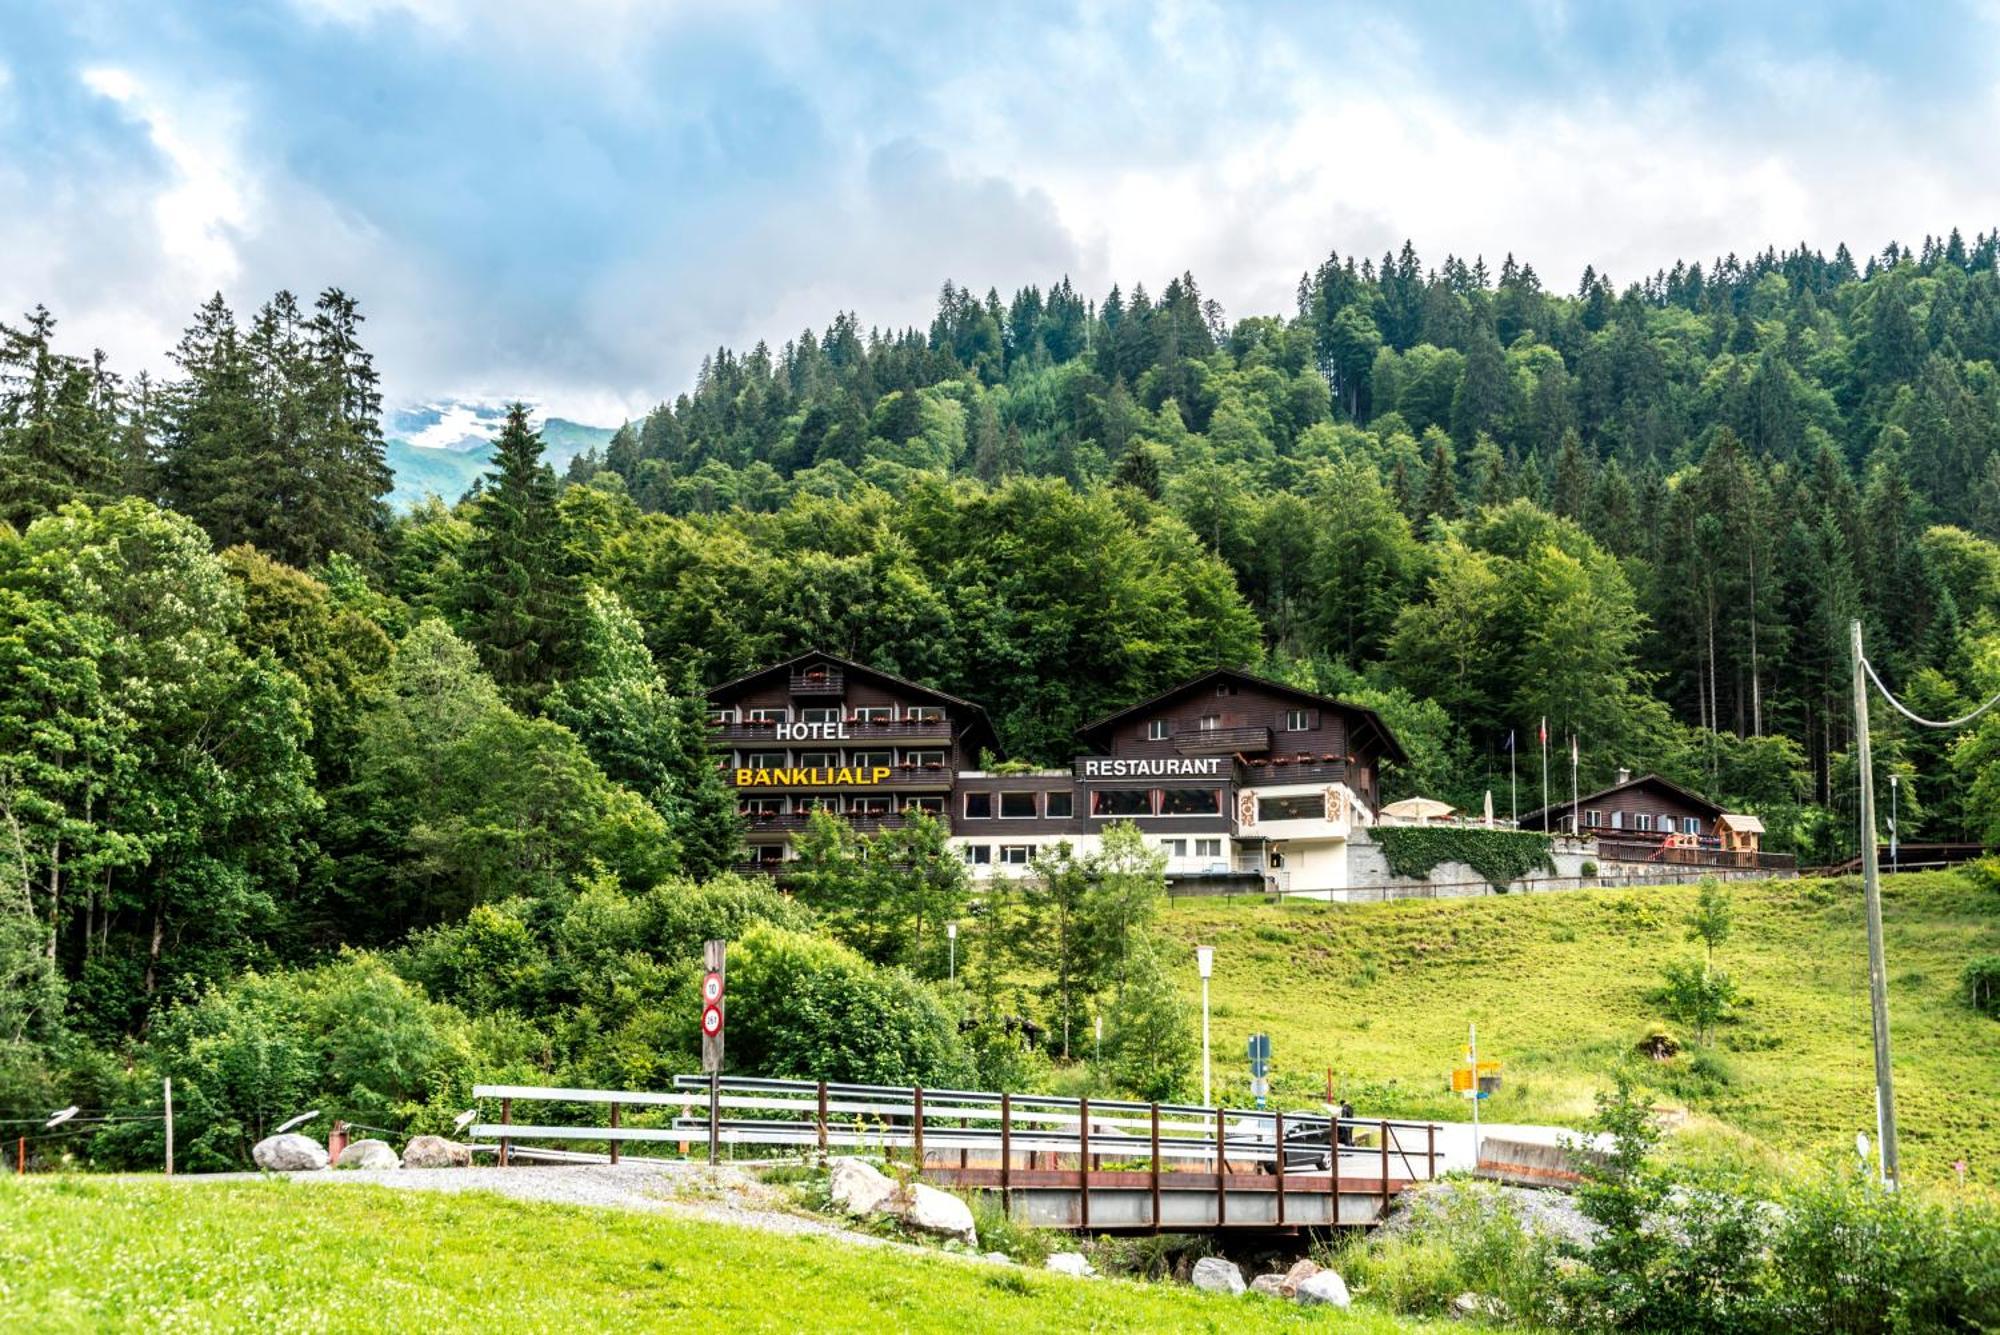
[1073,666,1408,765]
[1518,772,1726,830]
[706,649,998,754]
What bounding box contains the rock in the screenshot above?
[902,1181,978,1247]
[982,1251,1014,1266]
[1280,1258,1321,1297]
[828,1157,897,1216]
[401,1135,472,1169]
[1294,1271,1351,1308]
[1249,1274,1287,1297]
[1044,1252,1097,1278]
[1190,1257,1245,1294]
[252,1133,328,1173]
[335,1138,400,1170]
[1453,1292,1510,1320]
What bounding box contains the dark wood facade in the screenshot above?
[1519,772,1724,838]
[707,651,996,859]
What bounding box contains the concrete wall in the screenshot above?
[1319,832,1789,902]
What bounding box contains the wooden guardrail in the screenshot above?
[468,1077,1441,1231]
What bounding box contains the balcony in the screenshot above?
[790,667,845,695]
[1594,834,1796,872]
[1174,725,1271,756]
[1239,756,1349,786]
[725,763,955,790]
[708,718,953,746]
[738,810,948,837]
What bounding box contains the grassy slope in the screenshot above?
[1155,871,2000,1184]
[0,1179,1430,1334]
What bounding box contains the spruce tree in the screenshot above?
[0,306,121,528]
[459,404,574,697]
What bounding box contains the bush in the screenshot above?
[1658,958,1738,1046]
[726,925,974,1087]
[1341,1185,1561,1321]
[1375,826,1556,891]
[1962,956,2000,1020]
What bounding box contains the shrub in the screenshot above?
[1962,956,2000,1020]
[1341,1185,1561,1322]
[1375,826,1556,891]
[1659,958,1738,1046]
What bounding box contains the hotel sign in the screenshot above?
[773,721,850,741]
[1075,757,1224,779]
[734,765,893,787]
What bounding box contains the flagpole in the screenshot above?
[1539,717,1549,832]
[1570,735,1580,836]
[1509,730,1517,827]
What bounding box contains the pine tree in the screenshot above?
[0,307,121,529]
[459,404,574,697]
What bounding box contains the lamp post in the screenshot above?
[1196,945,1215,1107]
[946,922,957,982]
[1889,774,1899,874]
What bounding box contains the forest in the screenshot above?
[7,230,2000,1160]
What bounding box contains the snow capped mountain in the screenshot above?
[384,398,616,508]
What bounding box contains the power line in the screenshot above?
[1862,655,2000,730]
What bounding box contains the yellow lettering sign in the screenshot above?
[730,764,902,787]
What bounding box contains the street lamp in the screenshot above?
[946,922,957,982]
[1889,774,1899,873]
[1196,945,1215,1107]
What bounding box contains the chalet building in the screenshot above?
[704,651,997,870]
[709,657,1406,895]
[1517,769,1765,857]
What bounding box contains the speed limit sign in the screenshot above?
[702,972,723,1005]
[701,941,727,1073]
[702,1004,723,1036]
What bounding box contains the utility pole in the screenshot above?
[1850,619,1900,1188]
[164,1077,174,1177]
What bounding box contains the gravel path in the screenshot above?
[177,1161,898,1246]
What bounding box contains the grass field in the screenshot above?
[0,1179,1432,1333]
[1155,870,2000,1184]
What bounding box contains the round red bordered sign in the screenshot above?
[702,972,724,1004]
[702,1004,723,1036]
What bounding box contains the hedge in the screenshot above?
[1373,826,1558,892]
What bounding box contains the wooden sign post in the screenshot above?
[702,939,727,1166]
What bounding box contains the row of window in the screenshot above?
[1142,708,1318,741]
[1583,810,1704,835]
[959,787,1227,820]
[959,836,1228,869]
[732,750,948,768]
[711,705,945,725]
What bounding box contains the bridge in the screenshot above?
[470,1077,1443,1231]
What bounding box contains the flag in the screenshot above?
[1571,735,1579,764]
[1538,717,1548,746]
[1505,729,1515,753]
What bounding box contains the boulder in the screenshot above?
[828,1157,897,1216]
[1294,1271,1351,1308]
[1190,1257,1245,1294]
[1044,1252,1097,1278]
[1249,1274,1287,1297]
[401,1135,472,1169]
[336,1138,400,1171]
[901,1182,978,1247]
[252,1133,329,1173]
[1280,1258,1321,1297]
[1454,1292,1510,1320]
[982,1251,1014,1266]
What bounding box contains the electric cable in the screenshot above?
[1862,655,2000,730]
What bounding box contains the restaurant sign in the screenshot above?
[1075,756,1224,779]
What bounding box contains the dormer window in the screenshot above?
[1147,720,1169,741]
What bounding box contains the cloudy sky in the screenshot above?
[7,1,2000,422]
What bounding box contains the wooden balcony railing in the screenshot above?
[708,718,952,745]
[1174,725,1271,756]
[738,810,947,836]
[790,668,845,695]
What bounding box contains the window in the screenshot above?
[1195,838,1222,859]
[1610,810,1625,830]
[850,796,891,815]
[999,845,1033,866]
[1682,816,1702,835]
[799,797,837,813]
[750,845,785,865]
[999,792,1039,819]
[905,749,945,767]
[963,792,993,819]
[1635,813,1654,832]
[1091,788,1151,817]
[1159,787,1221,816]
[1284,709,1312,732]
[801,707,840,724]
[1258,794,1322,822]
[960,844,991,866]
[1146,719,1169,741]
[747,707,789,723]
[852,706,892,723]
[904,796,945,815]
[1215,681,1238,696]
[1045,791,1073,819]
[1160,839,1188,858]
[708,708,735,726]
[748,753,786,770]
[1584,809,1602,828]
[907,706,944,722]
[1199,714,1221,732]
[851,750,892,768]
[799,751,837,768]
[740,798,783,817]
